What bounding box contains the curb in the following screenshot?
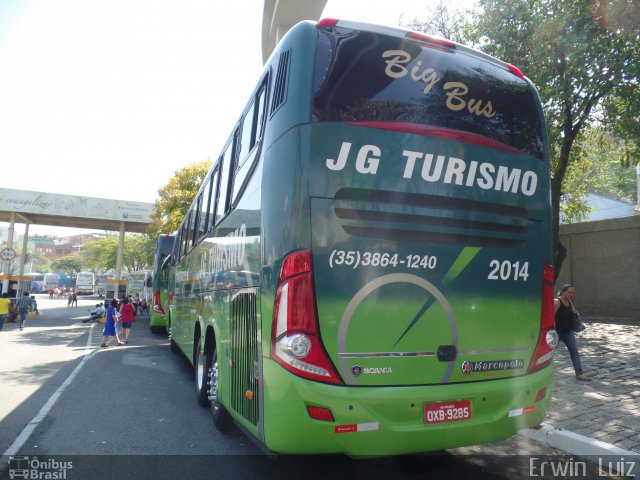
[519,424,640,477]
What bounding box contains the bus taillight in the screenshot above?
[272,250,343,385]
[528,263,558,373]
[153,290,165,314]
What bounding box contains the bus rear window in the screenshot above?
[312,27,545,160]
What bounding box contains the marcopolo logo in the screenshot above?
[461,359,524,374]
[8,456,73,479]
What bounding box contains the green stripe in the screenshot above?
[442,247,481,287]
[394,247,482,346]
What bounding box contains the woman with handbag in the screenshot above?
[554,284,591,381]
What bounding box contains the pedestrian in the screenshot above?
[67,289,72,307]
[140,298,148,315]
[30,296,39,316]
[72,291,78,307]
[133,293,140,316]
[554,284,591,381]
[48,288,54,300]
[119,296,135,344]
[100,299,123,347]
[83,303,105,323]
[15,292,33,331]
[0,293,10,331]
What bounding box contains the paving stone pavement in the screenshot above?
[545,319,640,453]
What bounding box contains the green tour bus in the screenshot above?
[149,234,175,333]
[167,19,557,457]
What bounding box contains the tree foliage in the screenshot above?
[561,127,637,223]
[401,0,473,43]
[408,0,639,276]
[472,0,639,275]
[147,160,213,238]
[82,234,154,273]
[51,254,84,277]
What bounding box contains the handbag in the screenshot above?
[572,311,586,332]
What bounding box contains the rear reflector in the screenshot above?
[307,406,335,422]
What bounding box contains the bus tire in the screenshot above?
[150,325,166,334]
[207,346,231,433]
[169,321,180,353]
[194,336,209,407]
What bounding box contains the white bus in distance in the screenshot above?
[75,271,96,295]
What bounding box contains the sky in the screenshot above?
[0,0,445,237]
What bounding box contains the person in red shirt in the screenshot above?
[119,296,135,344]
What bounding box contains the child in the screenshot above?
[30,296,39,316]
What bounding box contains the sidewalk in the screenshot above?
[521,319,640,459]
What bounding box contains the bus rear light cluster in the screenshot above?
[152,290,165,314]
[271,250,343,385]
[528,263,558,373]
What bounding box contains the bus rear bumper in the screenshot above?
[261,359,554,456]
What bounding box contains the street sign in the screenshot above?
[1,248,16,261]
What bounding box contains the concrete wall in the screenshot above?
[557,215,640,318]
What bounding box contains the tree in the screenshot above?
[561,127,637,223]
[51,254,84,277]
[122,234,155,273]
[82,236,119,273]
[148,160,213,238]
[82,234,155,273]
[401,0,473,43]
[469,0,640,277]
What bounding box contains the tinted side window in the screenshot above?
[239,102,255,166]
[191,194,202,246]
[208,167,220,228]
[182,212,192,256]
[200,175,212,236]
[313,27,544,159]
[217,139,235,222]
[233,81,268,203]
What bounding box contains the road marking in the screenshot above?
[2,323,98,457]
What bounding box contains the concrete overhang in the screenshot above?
[262,0,327,64]
[0,188,153,234]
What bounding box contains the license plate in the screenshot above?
[424,400,471,424]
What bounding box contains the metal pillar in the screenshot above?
[2,212,16,293]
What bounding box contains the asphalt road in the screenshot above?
[0,295,626,480]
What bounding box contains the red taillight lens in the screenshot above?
[318,18,339,28]
[528,263,558,373]
[506,63,526,79]
[152,290,165,314]
[272,250,343,385]
[406,31,456,50]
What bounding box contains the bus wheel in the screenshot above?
[168,323,179,353]
[207,347,231,432]
[194,336,209,407]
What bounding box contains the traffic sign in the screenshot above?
[1,248,16,261]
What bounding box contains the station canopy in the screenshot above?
[0,188,154,233]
